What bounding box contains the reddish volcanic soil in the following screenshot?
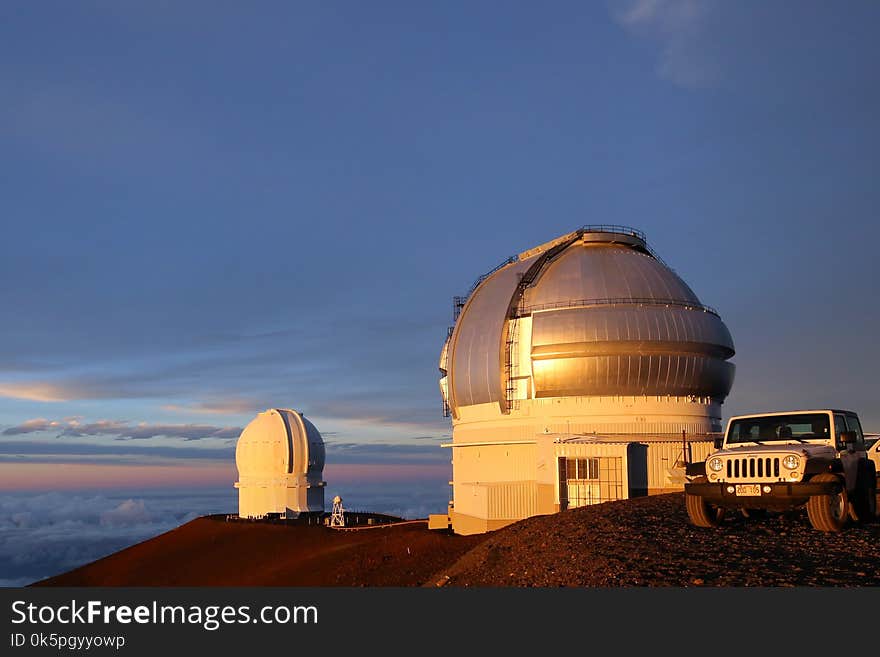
[34,495,880,587]
[34,518,487,587]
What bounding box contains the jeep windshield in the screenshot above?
[726,413,830,445]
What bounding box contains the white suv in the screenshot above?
[685,409,878,532]
[866,434,880,475]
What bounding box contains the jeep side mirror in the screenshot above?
[837,430,856,451]
[713,437,724,449]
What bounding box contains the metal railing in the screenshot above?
[517,297,720,317]
[467,254,518,296]
[451,254,518,322]
[577,224,646,241]
[449,225,688,322]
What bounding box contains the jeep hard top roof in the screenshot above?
[727,409,857,422]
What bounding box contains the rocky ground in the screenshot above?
[435,493,880,587]
[36,494,880,587]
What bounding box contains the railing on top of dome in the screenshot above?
[452,254,518,321]
[451,225,677,323]
[577,224,646,241]
[468,254,518,295]
[516,297,720,317]
[576,224,675,270]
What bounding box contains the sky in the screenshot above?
[1,1,879,581]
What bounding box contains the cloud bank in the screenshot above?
[2,418,241,441]
[0,483,449,586]
[0,490,227,586]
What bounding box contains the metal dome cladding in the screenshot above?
[443,226,735,415]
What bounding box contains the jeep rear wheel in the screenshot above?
[686,476,725,528]
[806,473,849,532]
[849,462,877,523]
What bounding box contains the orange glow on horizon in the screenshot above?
[0,461,450,491]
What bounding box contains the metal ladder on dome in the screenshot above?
[502,234,579,414]
[504,317,520,412]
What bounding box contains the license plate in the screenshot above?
[735,484,762,497]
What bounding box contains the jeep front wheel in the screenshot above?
[686,476,725,528]
[806,473,849,532]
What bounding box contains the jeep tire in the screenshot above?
[849,462,877,523]
[806,473,850,532]
[685,476,725,528]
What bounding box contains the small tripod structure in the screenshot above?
[330,495,345,528]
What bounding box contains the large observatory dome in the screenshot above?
[440,226,735,434]
[234,408,326,519]
[438,226,735,534]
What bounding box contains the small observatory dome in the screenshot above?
[234,408,326,519]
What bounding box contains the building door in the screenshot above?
[557,457,569,510]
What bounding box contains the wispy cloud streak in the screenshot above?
[2,418,241,441]
[611,0,718,87]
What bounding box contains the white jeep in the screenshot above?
[684,410,878,532]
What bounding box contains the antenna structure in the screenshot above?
[330,495,345,528]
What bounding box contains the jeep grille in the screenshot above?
[725,457,780,481]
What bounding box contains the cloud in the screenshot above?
[161,400,258,416]
[0,377,177,403]
[0,293,451,440]
[304,394,450,434]
[2,418,242,441]
[100,499,153,526]
[0,438,449,468]
[0,383,72,402]
[323,441,448,465]
[0,439,235,464]
[0,577,33,587]
[611,0,718,87]
[0,483,450,585]
[0,491,231,586]
[1,418,59,435]
[0,296,452,449]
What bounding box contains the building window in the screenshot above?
[567,458,599,480]
[561,456,623,508]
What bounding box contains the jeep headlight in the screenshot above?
[782,454,800,470]
[708,457,724,472]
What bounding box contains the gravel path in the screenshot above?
[436,493,880,587]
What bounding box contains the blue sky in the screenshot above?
[1,1,878,486]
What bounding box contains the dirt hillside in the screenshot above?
[34,517,486,587]
[34,494,880,587]
[433,493,880,587]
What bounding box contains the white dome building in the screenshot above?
[438,226,735,534]
[234,408,326,519]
